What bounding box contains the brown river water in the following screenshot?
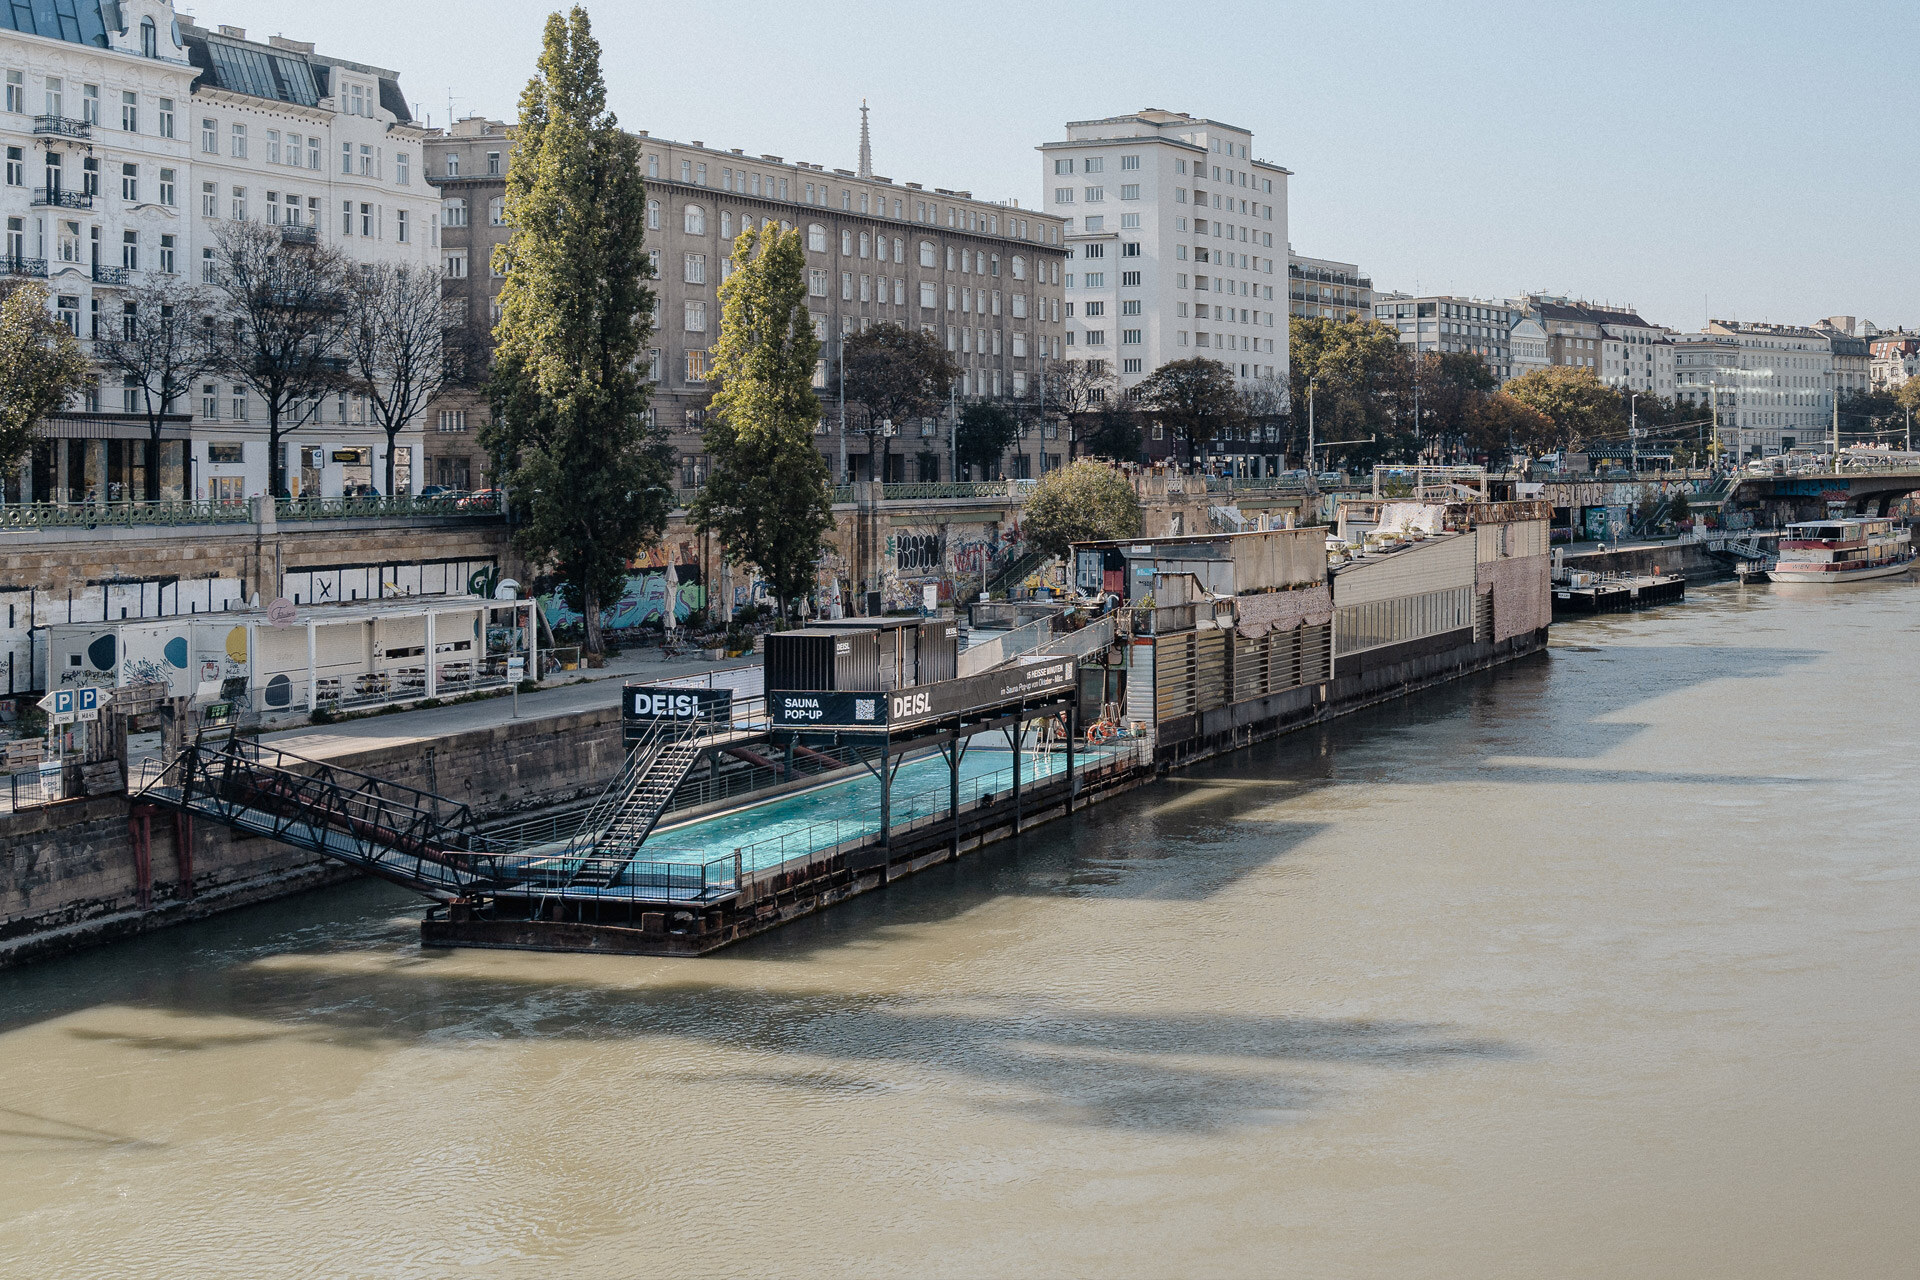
[2,579,1917,1279]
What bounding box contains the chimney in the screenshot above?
[217,24,246,38]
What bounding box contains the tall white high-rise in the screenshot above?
[1039,109,1290,403]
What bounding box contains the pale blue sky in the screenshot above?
[206,0,1917,331]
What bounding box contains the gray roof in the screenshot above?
[0,0,110,47]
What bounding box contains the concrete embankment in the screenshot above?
[1562,540,1730,582]
[0,697,626,967]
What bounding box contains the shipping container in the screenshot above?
[764,628,882,692]
[814,617,955,688]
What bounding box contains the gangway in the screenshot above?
[562,717,713,888]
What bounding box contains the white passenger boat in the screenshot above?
[1768,517,1916,583]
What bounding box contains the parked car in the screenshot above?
[419,485,453,499]
[458,488,502,511]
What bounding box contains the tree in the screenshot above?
[1021,460,1142,560]
[1416,350,1498,459]
[483,6,671,658]
[838,322,956,482]
[1668,489,1691,528]
[1081,405,1144,463]
[691,223,832,623]
[206,220,354,497]
[1238,374,1289,458]
[0,282,89,484]
[341,262,451,497]
[955,400,1019,478]
[1043,357,1117,460]
[90,277,221,501]
[1465,391,1554,458]
[1136,357,1244,462]
[1288,316,1411,465]
[1503,366,1625,452]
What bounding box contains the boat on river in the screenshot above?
[1766,517,1916,584]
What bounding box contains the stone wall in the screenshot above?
[0,699,624,967]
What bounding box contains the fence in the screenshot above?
[2,764,67,814]
[957,614,1054,676]
[0,493,503,531]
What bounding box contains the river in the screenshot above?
[3,579,1918,1279]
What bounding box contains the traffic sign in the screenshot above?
[36,686,108,725]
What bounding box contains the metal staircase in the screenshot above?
[562,719,713,889]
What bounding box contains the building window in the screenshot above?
[360,203,373,237]
[438,410,467,432]
[685,350,708,382]
[157,233,175,274]
[487,151,501,176]
[1084,186,1104,203]
[120,229,137,269]
[3,70,20,114]
[684,300,707,331]
[684,203,705,234]
[685,253,706,284]
[810,269,829,297]
[396,209,410,243]
[395,151,410,185]
[444,251,467,278]
[1121,329,1142,345]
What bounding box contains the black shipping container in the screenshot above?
[816,617,957,688]
[763,628,882,692]
[917,620,959,683]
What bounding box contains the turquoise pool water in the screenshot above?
[634,744,1109,875]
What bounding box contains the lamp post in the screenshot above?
[1629,393,1640,474]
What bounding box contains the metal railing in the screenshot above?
[957,614,1054,676]
[280,224,318,245]
[275,492,503,520]
[91,264,127,285]
[32,187,91,209]
[2,765,68,814]
[0,499,255,530]
[32,114,90,138]
[875,480,1014,501]
[1,256,48,278]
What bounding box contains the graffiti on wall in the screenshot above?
[878,521,1023,613]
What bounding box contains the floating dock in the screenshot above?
[1552,570,1686,614]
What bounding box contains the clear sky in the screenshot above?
[200,0,1917,332]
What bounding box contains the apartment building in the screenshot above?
[1523,297,1672,397]
[1038,109,1290,401]
[1673,320,1834,458]
[426,114,1068,485]
[1287,251,1370,321]
[1371,294,1523,381]
[0,1,434,503]
[1868,332,1920,390]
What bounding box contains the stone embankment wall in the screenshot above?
[0,701,623,967]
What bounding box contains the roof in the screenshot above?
[0,0,110,46]
[1531,299,1656,330]
[178,20,412,122]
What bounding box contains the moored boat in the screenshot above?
[1768,517,1915,583]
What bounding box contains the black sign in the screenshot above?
[623,684,733,724]
[769,690,887,730]
[770,658,1077,733]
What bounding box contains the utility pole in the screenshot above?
[1306,377,1316,475]
[1630,393,1640,474]
[836,330,847,483]
[948,381,958,481]
[1831,389,1840,458]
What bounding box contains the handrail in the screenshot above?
[957,614,1053,676]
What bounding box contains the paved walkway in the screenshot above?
[260,649,759,762]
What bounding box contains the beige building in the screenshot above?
[1288,251,1370,321]
[424,114,1068,489]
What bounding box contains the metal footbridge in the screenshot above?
[131,709,768,907]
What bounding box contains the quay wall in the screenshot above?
[0,703,624,967]
[1562,541,1729,582]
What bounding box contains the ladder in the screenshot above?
[565,724,710,888]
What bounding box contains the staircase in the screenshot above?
[987,547,1047,596]
[564,725,710,888]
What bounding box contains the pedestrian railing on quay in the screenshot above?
[3,765,69,814]
[275,493,502,520]
[0,499,256,530]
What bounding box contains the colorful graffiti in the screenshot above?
[541,569,704,631]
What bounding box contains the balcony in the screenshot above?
[32,187,91,210]
[1,256,48,278]
[279,223,318,246]
[32,114,91,139]
[91,265,128,285]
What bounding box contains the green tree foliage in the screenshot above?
[1465,391,1555,457]
[1840,388,1905,444]
[483,7,670,656]
[1503,366,1625,452]
[1415,350,1498,454]
[691,224,832,623]
[0,282,89,480]
[1081,406,1145,463]
[1137,357,1244,460]
[1021,460,1143,560]
[839,322,956,481]
[1668,489,1691,527]
[954,400,1019,478]
[1288,317,1410,464]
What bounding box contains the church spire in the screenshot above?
[857,99,872,180]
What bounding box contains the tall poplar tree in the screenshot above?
[691,224,832,623]
[483,7,669,657]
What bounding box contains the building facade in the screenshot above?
[1522,297,1672,397]
[1868,332,1920,390]
[1039,109,1290,402]
[425,115,1068,486]
[1371,294,1523,382]
[1287,251,1370,321]
[1,1,435,503]
[1673,320,1835,458]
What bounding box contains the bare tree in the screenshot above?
[1237,374,1290,466]
[207,221,353,497]
[838,322,956,482]
[341,262,450,496]
[91,277,221,500]
[1043,358,1117,461]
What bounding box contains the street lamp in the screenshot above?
[1629,392,1640,473]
